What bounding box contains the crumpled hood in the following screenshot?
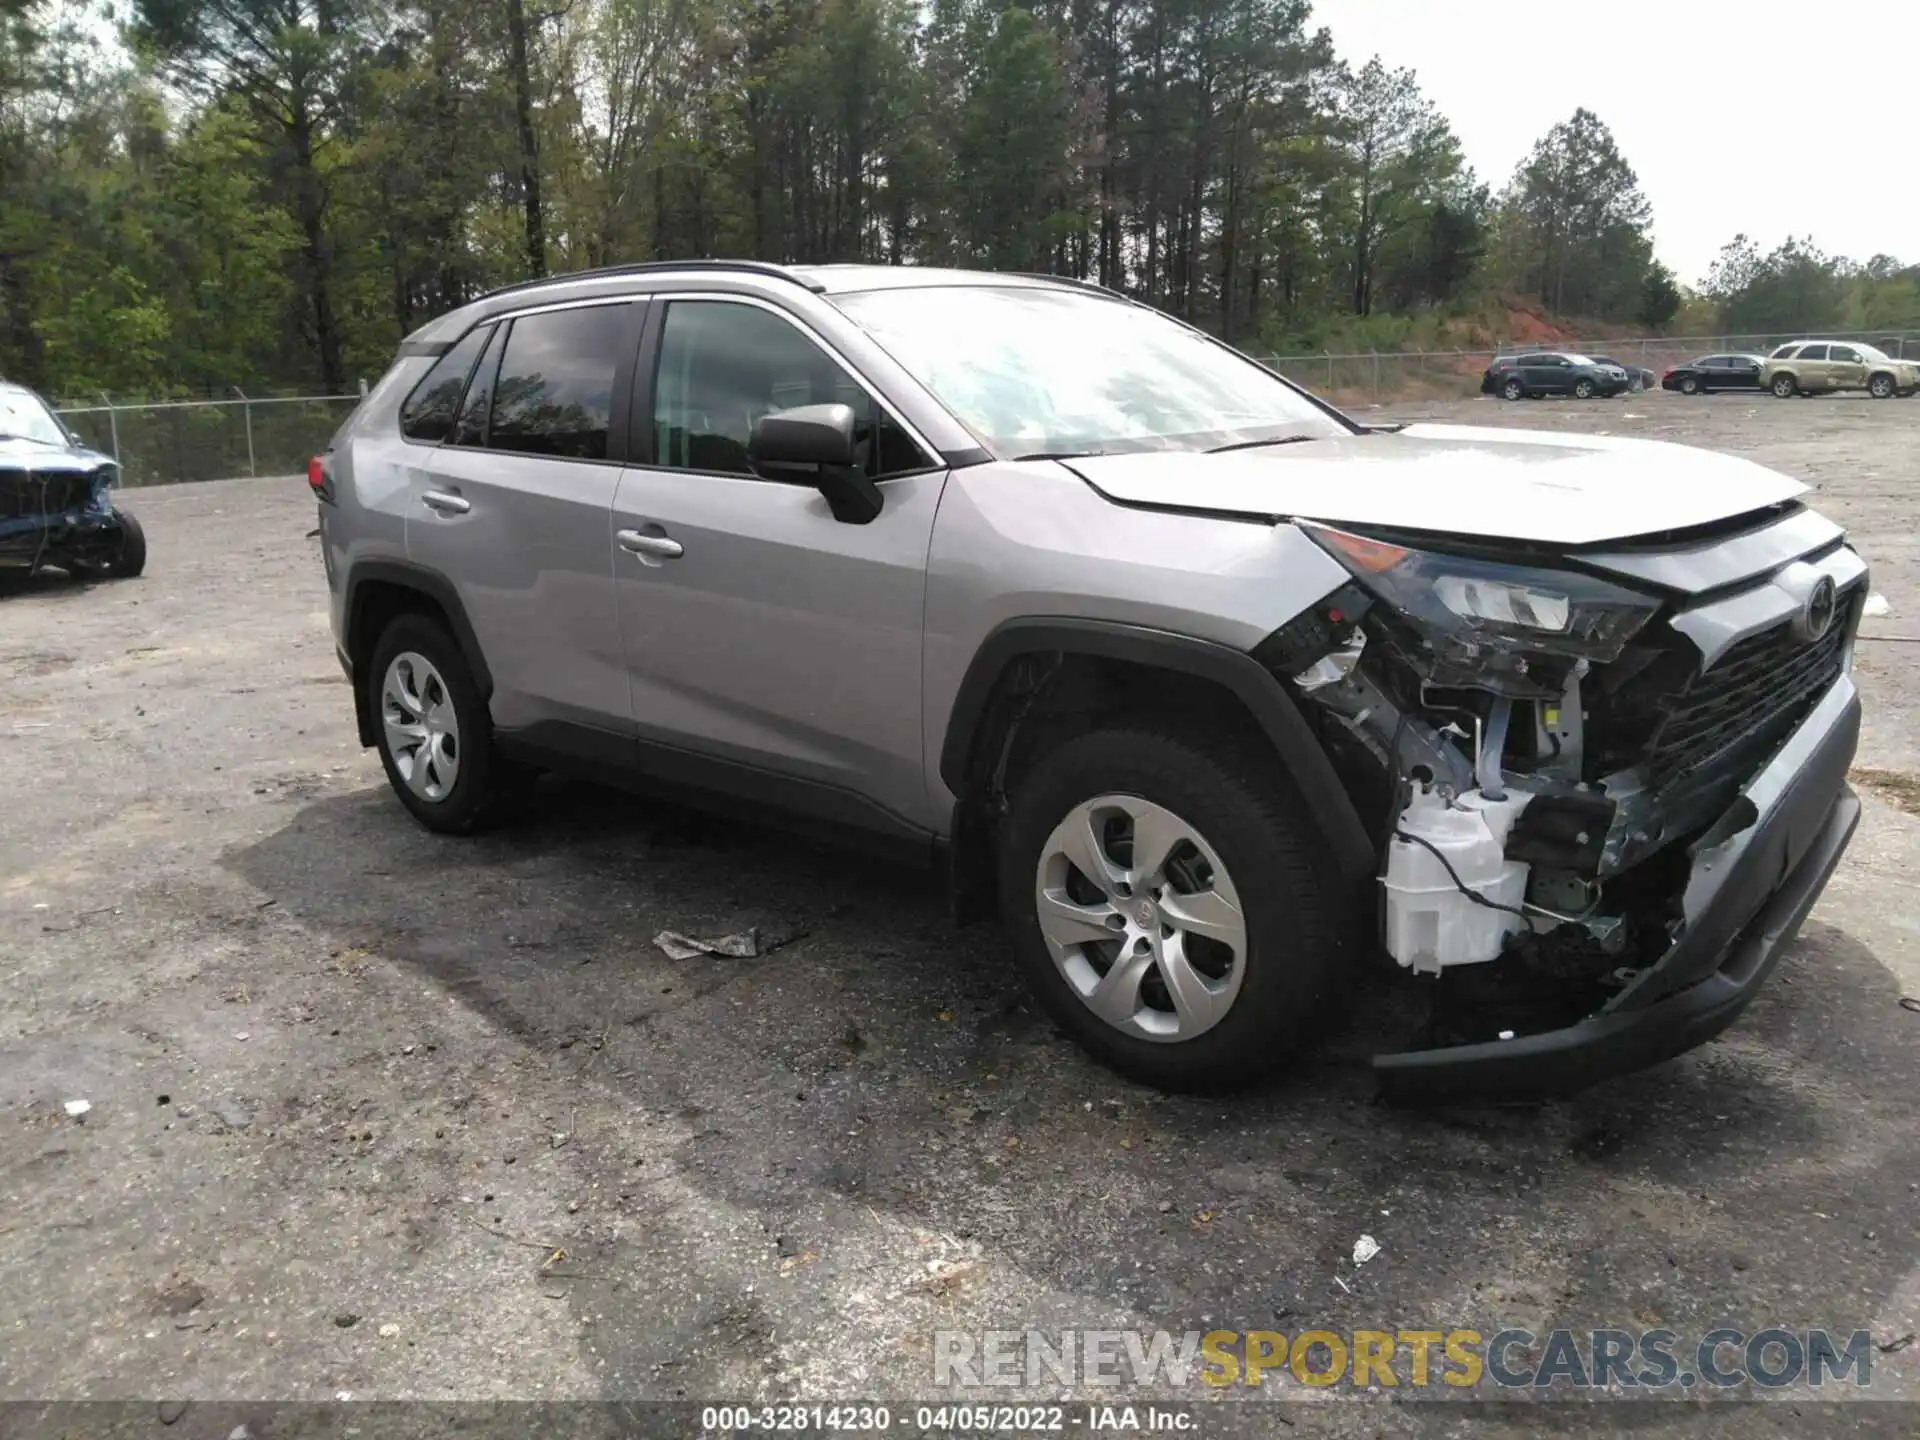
[1061,423,1808,546]
[0,435,110,477]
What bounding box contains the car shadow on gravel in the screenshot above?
[226,780,1920,1378]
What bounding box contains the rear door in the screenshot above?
[405,298,643,736]
[608,293,950,833]
[1796,343,1832,388]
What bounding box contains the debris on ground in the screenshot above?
[333,1313,359,1328]
[917,1258,979,1297]
[1881,1333,1916,1355]
[653,924,807,959]
[378,1322,400,1338]
[1352,1234,1382,1266]
[1864,592,1891,619]
[63,1099,90,1120]
[154,1279,207,1317]
[1900,997,1920,1015]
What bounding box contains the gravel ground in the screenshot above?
[3,392,1919,1436]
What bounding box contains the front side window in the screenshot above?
[399,326,492,442]
[486,304,632,460]
[650,300,930,479]
[832,284,1350,458]
[1830,345,1861,363]
[0,387,69,447]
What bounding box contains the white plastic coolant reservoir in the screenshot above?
[1383,785,1534,973]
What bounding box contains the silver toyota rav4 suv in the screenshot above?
[314,261,1864,1101]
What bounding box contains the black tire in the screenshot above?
[1771,373,1798,398]
[1573,379,1596,400]
[368,613,514,835]
[1501,377,1525,401]
[996,725,1342,1091]
[67,508,147,580]
[1868,372,1896,399]
[1679,374,1700,395]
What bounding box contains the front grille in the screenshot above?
[0,472,92,520]
[1588,598,1854,793]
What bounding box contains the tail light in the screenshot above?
[308,454,335,504]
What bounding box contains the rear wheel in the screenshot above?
[1501,377,1525,401]
[1771,373,1798,398]
[369,614,516,834]
[1868,372,1896,399]
[997,725,1342,1091]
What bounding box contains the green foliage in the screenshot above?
[0,0,1909,400]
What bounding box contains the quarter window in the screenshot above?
[650,300,930,480]
[485,304,632,460]
[399,325,492,443]
[451,325,506,448]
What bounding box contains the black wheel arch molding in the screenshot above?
[340,557,494,747]
[938,617,1378,916]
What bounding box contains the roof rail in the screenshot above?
[1011,271,1131,301]
[479,259,825,302]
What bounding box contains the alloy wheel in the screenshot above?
[1033,794,1248,1043]
[381,651,461,802]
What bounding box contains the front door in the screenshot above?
[609,295,950,835]
[1827,344,1868,391]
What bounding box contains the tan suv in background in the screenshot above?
[1762,340,1919,399]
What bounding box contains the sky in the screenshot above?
[1309,1,1920,286]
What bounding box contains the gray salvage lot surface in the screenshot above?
[4,394,1920,1434]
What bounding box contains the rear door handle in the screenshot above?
[422,489,470,515]
[617,529,683,560]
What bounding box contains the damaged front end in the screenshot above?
[0,457,124,574]
[1266,511,1866,1101]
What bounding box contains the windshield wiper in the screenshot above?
[1204,433,1323,455]
[1013,450,1106,462]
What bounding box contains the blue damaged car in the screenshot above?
[0,381,145,580]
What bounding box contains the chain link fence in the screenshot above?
[54,393,364,487]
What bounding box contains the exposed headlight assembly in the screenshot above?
[1304,524,1660,687]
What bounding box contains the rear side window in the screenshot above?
[486,304,633,461]
[399,326,492,442]
[451,326,506,448]
[1770,344,1799,359]
[1799,344,1830,362]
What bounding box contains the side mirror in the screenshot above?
[748,403,882,525]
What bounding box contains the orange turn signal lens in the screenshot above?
[1314,527,1408,574]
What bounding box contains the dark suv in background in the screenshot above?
[1480,353,1632,401]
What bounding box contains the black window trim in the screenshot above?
[398,297,645,466]
[397,321,495,446]
[626,289,945,486]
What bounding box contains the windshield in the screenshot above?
[0,388,69,446]
[1859,344,1892,363]
[832,284,1350,457]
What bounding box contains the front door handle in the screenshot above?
[617,529,683,560]
[422,489,471,515]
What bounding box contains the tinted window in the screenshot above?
[1830,345,1861,363]
[1702,357,1729,370]
[652,300,930,479]
[451,325,506,447]
[1770,344,1800,359]
[1799,344,1830,362]
[486,304,632,460]
[399,326,492,442]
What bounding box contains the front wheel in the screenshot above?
[997,725,1342,1091]
[67,509,147,580]
[1771,374,1798,398]
[1679,375,1700,395]
[1573,379,1596,399]
[1868,373,1896,399]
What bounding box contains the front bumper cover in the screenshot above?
[1373,674,1862,1103]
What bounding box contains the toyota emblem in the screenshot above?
[1794,574,1837,642]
